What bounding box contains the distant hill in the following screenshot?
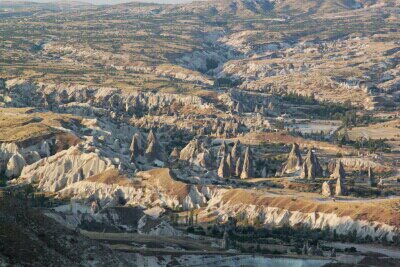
[155,0,396,17]
[0,0,93,11]
[1,0,395,16]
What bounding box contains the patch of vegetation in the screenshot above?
[337,135,391,153]
[206,58,219,71]
[206,222,397,247]
[282,92,316,105]
[282,93,356,119]
[215,77,242,87]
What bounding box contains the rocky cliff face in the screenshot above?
[50,168,213,212]
[206,201,398,241]
[54,163,396,242]
[201,188,399,242]
[0,138,58,179]
[18,145,114,192]
[4,79,210,119]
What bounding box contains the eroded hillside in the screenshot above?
[1,1,400,266]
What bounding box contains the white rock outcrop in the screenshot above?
[321,182,332,197]
[138,215,181,236]
[18,145,113,192]
[208,203,398,241]
[0,143,20,172]
[5,153,26,178]
[182,186,207,211]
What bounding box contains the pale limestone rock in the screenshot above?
[19,146,113,192]
[188,185,206,206]
[5,153,26,179]
[130,134,140,163]
[179,138,212,168]
[231,140,241,163]
[300,149,322,180]
[196,149,212,169]
[40,141,51,157]
[335,176,348,196]
[240,147,253,179]
[146,129,157,147]
[332,161,348,196]
[281,143,302,174]
[182,195,194,210]
[145,140,159,161]
[0,143,20,172]
[138,215,181,236]
[218,141,228,158]
[300,161,308,179]
[322,182,332,197]
[331,161,346,180]
[218,154,230,179]
[235,157,242,177]
[179,139,201,162]
[144,129,165,162]
[23,151,41,165]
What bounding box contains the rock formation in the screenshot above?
[334,162,348,196]
[179,138,212,169]
[91,200,99,214]
[322,181,332,197]
[218,141,228,159]
[196,149,212,169]
[144,129,164,162]
[5,153,26,179]
[300,161,308,179]
[138,215,181,236]
[226,153,233,176]
[235,157,242,177]
[40,141,51,158]
[218,154,231,179]
[281,143,302,175]
[331,160,346,180]
[18,145,113,192]
[300,149,323,180]
[230,140,241,163]
[24,151,41,165]
[169,147,180,163]
[182,185,207,210]
[323,163,331,178]
[335,176,348,196]
[240,147,253,179]
[261,166,267,178]
[234,102,243,113]
[367,166,376,187]
[146,129,157,146]
[129,134,140,163]
[145,140,158,161]
[180,139,201,162]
